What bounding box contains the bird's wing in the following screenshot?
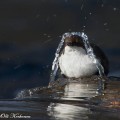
[91,43,109,75]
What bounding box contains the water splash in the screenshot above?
[81,33,105,93]
[50,35,64,83]
[81,32,104,76]
[50,32,105,88]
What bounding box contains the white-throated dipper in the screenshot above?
[58,33,109,78]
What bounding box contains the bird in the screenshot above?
[57,32,109,79]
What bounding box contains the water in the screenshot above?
[0,100,119,120]
[0,0,120,120]
[50,35,64,83]
[1,76,120,120]
[81,33,104,76]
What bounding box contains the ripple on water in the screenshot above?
[0,76,119,120]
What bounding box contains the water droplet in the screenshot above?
[89,12,92,15]
[29,90,33,96]
[113,8,117,11]
[104,23,108,26]
[14,65,21,69]
[48,35,51,38]
[101,4,104,7]
[81,4,84,10]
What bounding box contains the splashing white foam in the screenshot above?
[50,32,104,83]
[81,32,104,76]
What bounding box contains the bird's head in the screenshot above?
[64,34,85,48]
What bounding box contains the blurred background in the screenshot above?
[0,0,120,98]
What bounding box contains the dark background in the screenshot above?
[0,0,120,98]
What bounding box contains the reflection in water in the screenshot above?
[63,82,98,99]
[47,77,120,120]
[47,79,97,120]
[47,103,89,120]
[0,99,119,120]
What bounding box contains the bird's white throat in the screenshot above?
[59,46,98,78]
